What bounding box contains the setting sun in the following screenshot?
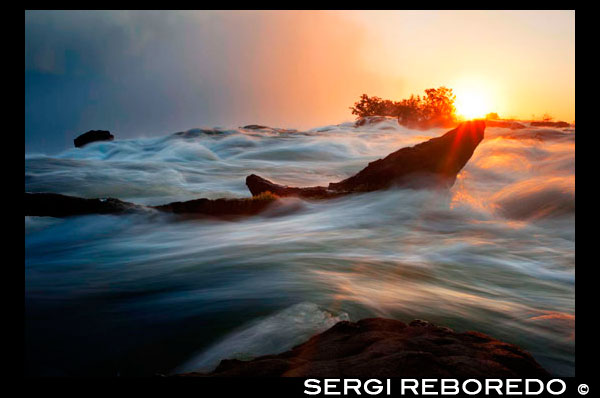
[455,90,491,120]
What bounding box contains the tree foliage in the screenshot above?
[350,87,457,128]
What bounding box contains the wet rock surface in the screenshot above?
[247,120,486,197]
[180,318,549,377]
[153,193,278,218]
[25,192,278,219]
[25,192,139,217]
[74,130,114,148]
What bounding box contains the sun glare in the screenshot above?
[455,90,490,120]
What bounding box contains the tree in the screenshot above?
[421,87,456,124]
[350,87,457,128]
[485,112,499,120]
[350,94,387,118]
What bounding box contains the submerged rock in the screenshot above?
[247,120,486,198]
[180,318,549,377]
[485,120,526,130]
[242,124,270,130]
[354,116,390,127]
[73,130,114,148]
[530,121,570,128]
[25,192,139,217]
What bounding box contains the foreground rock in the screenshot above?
[25,192,278,219]
[74,130,114,148]
[247,120,486,198]
[180,318,549,377]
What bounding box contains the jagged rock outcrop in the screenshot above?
[247,120,486,198]
[180,318,549,378]
[74,130,114,148]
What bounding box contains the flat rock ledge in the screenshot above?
[25,192,278,219]
[177,318,549,378]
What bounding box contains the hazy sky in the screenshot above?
[25,10,575,153]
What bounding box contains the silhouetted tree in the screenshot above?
[421,87,456,124]
[485,112,500,120]
[350,87,457,128]
[349,95,383,117]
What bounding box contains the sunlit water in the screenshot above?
[25,119,574,376]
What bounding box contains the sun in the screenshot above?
[455,90,490,120]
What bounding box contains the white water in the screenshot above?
[25,118,574,376]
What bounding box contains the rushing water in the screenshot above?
[25,119,575,376]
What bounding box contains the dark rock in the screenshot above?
[25,192,139,217]
[530,121,570,128]
[246,175,341,199]
[242,124,270,130]
[330,120,485,192]
[153,192,278,219]
[73,130,114,148]
[485,120,526,130]
[25,191,278,219]
[354,116,389,127]
[241,125,298,134]
[181,318,549,377]
[247,120,486,198]
[174,128,225,138]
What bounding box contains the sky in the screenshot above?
[25,10,575,154]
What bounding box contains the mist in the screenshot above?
[26,11,386,153]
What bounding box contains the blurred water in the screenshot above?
[25,119,574,376]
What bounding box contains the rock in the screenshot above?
[242,124,270,130]
[153,192,279,218]
[35,121,486,218]
[246,175,341,199]
[485,120,526,130]
[25,191,279,219]
[530,121,570,128]
[354,116,389,127]
[241,125,298,134]
[74,130,114,148]
[180,318,549,377]
[247,120,486,198]
[25,192,139,217]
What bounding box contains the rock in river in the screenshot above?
[246,120,486,198]
[74,130,114,148]
[180,317,549,377]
